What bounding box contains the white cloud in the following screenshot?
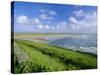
[37,25,43,29]
[70,24,79,30]
[16,15,42,26]
[44,25,50,29]
[57,25,61,28]
[69,17,78,24]
[40,9,57,15]
[39,9,56,20]
[74,10,84,17]
[31,18,41,25]
[60,21,67,25]
[49,10,57,16]
[69,11,97,33]
[16,15,29,25]
[40,13,54,20]
[15,10,97,33]
[55,21,67,30]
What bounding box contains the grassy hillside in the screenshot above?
[13,39,97,73]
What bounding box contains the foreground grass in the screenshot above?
[13,39,97,73]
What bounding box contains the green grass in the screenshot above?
[12,39,97,73]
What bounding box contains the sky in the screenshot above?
[12,1,97,33]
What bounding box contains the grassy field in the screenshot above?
[12,37,97,73]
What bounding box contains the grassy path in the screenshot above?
[13,39,97,73]
[15,40,68,73]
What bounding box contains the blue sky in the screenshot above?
[12,1,97,33]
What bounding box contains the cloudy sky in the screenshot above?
[12,1,97,33]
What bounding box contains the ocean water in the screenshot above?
[49,34,97,54]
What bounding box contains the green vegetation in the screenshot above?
[12,39,97,73]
